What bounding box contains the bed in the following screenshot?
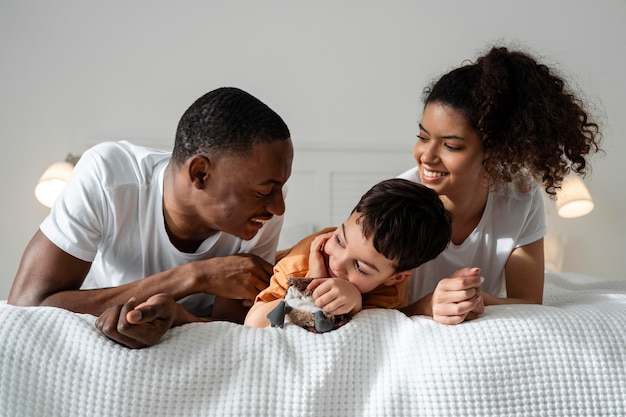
[1,270,625,417]
[2,148,625,416]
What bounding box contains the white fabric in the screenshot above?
[39,141,283,310]
[1,271,625,417]
[398,166,546,302]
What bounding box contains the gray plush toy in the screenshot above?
[266,277,350,333]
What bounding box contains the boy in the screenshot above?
[244,178,452,328]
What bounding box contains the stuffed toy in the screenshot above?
[266,277,351,333]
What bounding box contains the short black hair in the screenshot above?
[171,87,290,165]
[352,179,452,272]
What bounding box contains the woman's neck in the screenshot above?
[440,185,490,246]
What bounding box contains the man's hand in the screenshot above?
[431,267,484,325]
[307,278,362,316]
[95,293,181,349]
[197,254,274,307]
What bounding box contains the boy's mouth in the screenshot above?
[324,257,337,278]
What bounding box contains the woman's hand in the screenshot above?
[431,267,484,324]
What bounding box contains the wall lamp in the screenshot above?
[34,153,80,208]
[545,175,594,272]
[555,176,594,219]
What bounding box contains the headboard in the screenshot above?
[88,142,564,267]
[278,148,415,249]
[87,142,414,250]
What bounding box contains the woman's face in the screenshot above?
[413,103,486,200]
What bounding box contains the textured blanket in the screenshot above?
[1,272,625,417]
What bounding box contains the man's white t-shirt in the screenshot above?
[40,141,283,313]
[398,167,546,304]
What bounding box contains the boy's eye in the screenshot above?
[416,135,429,142]
[354,260,366,275]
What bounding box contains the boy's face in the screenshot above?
[322,212,407,293]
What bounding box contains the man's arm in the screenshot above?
[9,230,273,316]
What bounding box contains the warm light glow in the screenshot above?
[34,161,75,208]
[556,176,594,219]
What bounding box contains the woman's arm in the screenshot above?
[483,238,544,306]
[400,268,483,324]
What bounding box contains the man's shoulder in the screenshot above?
[87,140,170,162]
[81,141,171,185]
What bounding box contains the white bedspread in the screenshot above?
[1,272,625,417]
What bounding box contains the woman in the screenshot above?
[399,46,602,324]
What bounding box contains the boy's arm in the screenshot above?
[243,299,283,327]
[243,248,298,328]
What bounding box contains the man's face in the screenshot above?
[197,139,294,240]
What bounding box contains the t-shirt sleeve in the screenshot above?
[515,184,547,248]
[362,279,408,309]
[254,228,334,303]
[39,146,108,262]
[255,254,308,303]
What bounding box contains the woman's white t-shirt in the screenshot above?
[398,167,546,304]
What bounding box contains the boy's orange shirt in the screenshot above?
[257,227,407,309]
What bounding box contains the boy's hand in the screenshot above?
[307,232,334,278]
[431,267,484,325]
[307,278,362,316]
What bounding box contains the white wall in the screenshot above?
[1,0,625,299]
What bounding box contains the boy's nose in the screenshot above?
[329,253,348,276]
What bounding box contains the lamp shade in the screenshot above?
[34,161,75,208]
[556,176,594,219]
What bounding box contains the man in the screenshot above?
[9,87,294,348]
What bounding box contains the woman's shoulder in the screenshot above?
[489,181,544,219]
[492,180,542,202]
[396,167,420,183]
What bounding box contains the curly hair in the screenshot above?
[423,46,602,196]
[352,179,452,272]
[171,87,290,165]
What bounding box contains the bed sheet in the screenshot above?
[1,271,625,417]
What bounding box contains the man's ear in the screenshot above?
[188,155,211,189]
[383,270,412,286]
